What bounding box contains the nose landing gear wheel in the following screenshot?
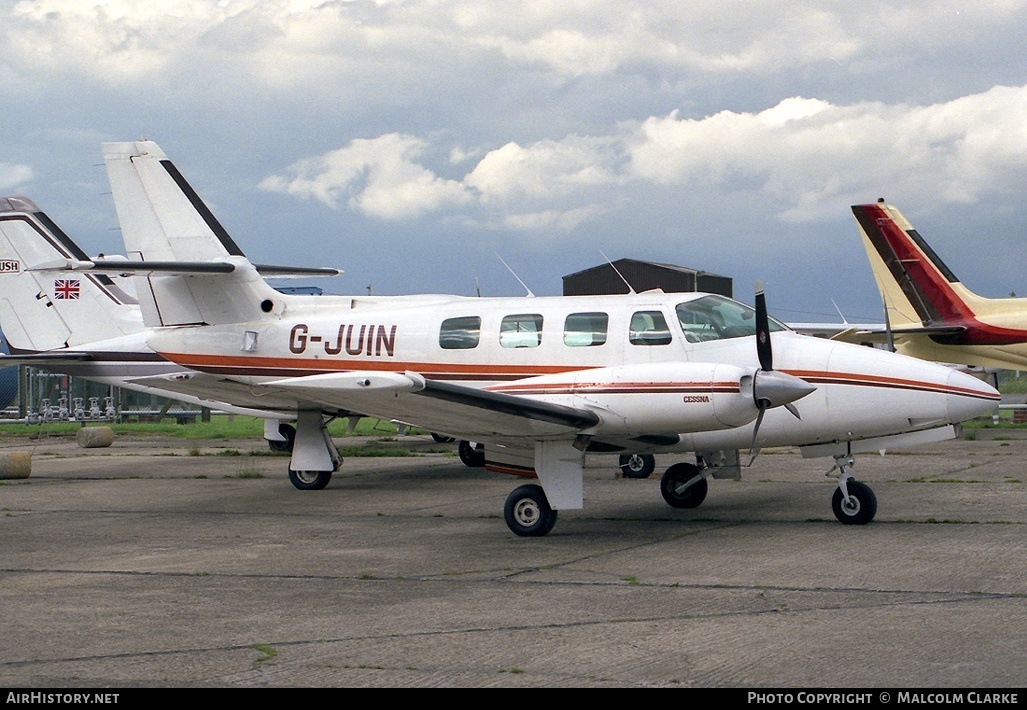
[288,468,332,491]
[832,480,877,524]
[504,484,558,537]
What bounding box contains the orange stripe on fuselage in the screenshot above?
[783,369,1000,401]
[156,351,577,380]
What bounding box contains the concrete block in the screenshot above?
[0,451,31,479]
[77,426,115,449]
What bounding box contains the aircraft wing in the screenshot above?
[125,372,313,415]
[256,370,601,443]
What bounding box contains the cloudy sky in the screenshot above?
[1,0,1025,324]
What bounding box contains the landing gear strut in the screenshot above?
[828,456,877,525]
[287,410,342,491]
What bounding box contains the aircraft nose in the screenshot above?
[945,369,1000,424]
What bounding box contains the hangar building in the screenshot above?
[563,258,732,298]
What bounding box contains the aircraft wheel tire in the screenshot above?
[431,433,456,443]
[619,453,655,479]
[288,468,332,491]
[267,423,297,453]
[458,440,485,468]
[660,462,708,509]
[504,484,558,537]
[832,480,877,525]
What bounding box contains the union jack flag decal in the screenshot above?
[54,279,80,300]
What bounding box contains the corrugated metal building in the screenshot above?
[563,258,732,297]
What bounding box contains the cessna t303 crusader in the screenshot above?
[37,141,1000,536]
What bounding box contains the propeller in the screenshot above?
[747,281,816,463]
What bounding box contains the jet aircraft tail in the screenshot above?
[0,196,143,352]
[100,141,339,329]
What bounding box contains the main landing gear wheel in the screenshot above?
[458,440,485,467]
[504,484,558,537]
[267,423,297,453]
[832,480,877,525]
[288,468,332,491]
[660,462,708,509]
[619,453,656,479]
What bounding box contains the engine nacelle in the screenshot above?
[488,361,761,436]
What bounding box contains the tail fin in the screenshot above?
[101,141,338,328]
[0,196,143,352]
[102,141,246,263]
[102,141,287,328]
[852,199,994,329]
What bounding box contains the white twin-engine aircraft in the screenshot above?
[34,141,1000,536]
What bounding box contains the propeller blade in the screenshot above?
[755,281,772,371]
[746,403,768,465]
[749,403,767,450]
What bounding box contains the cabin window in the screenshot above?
[629,310,672,346]
[675,295,787,343]
[500,314,543,348]
[564,312,608,347]
[439,315,481,350]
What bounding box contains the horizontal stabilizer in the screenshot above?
[831,324,967,344]
[30,258,235,275]
[0,352,94,365]
[253,264,343,278]
[29,258,341,278]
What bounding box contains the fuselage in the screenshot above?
[147,290,1000,454]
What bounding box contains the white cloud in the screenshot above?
[259,133,471,219]
[464,138,621,203]
[0,163,33,191]
[625,86,1027,220]
[501,205,607,231]
[4,1,1024,89]
[260,85,1027,227]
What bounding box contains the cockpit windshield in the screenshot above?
[675,295,788,343]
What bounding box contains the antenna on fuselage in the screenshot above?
[831,299,849,325]
[881,291,896,353]
[494,252,535,298]
[600,250,636,295]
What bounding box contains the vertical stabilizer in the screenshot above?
[102,142,283,328]
[0,196,142,352]
[852,200,990,329]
